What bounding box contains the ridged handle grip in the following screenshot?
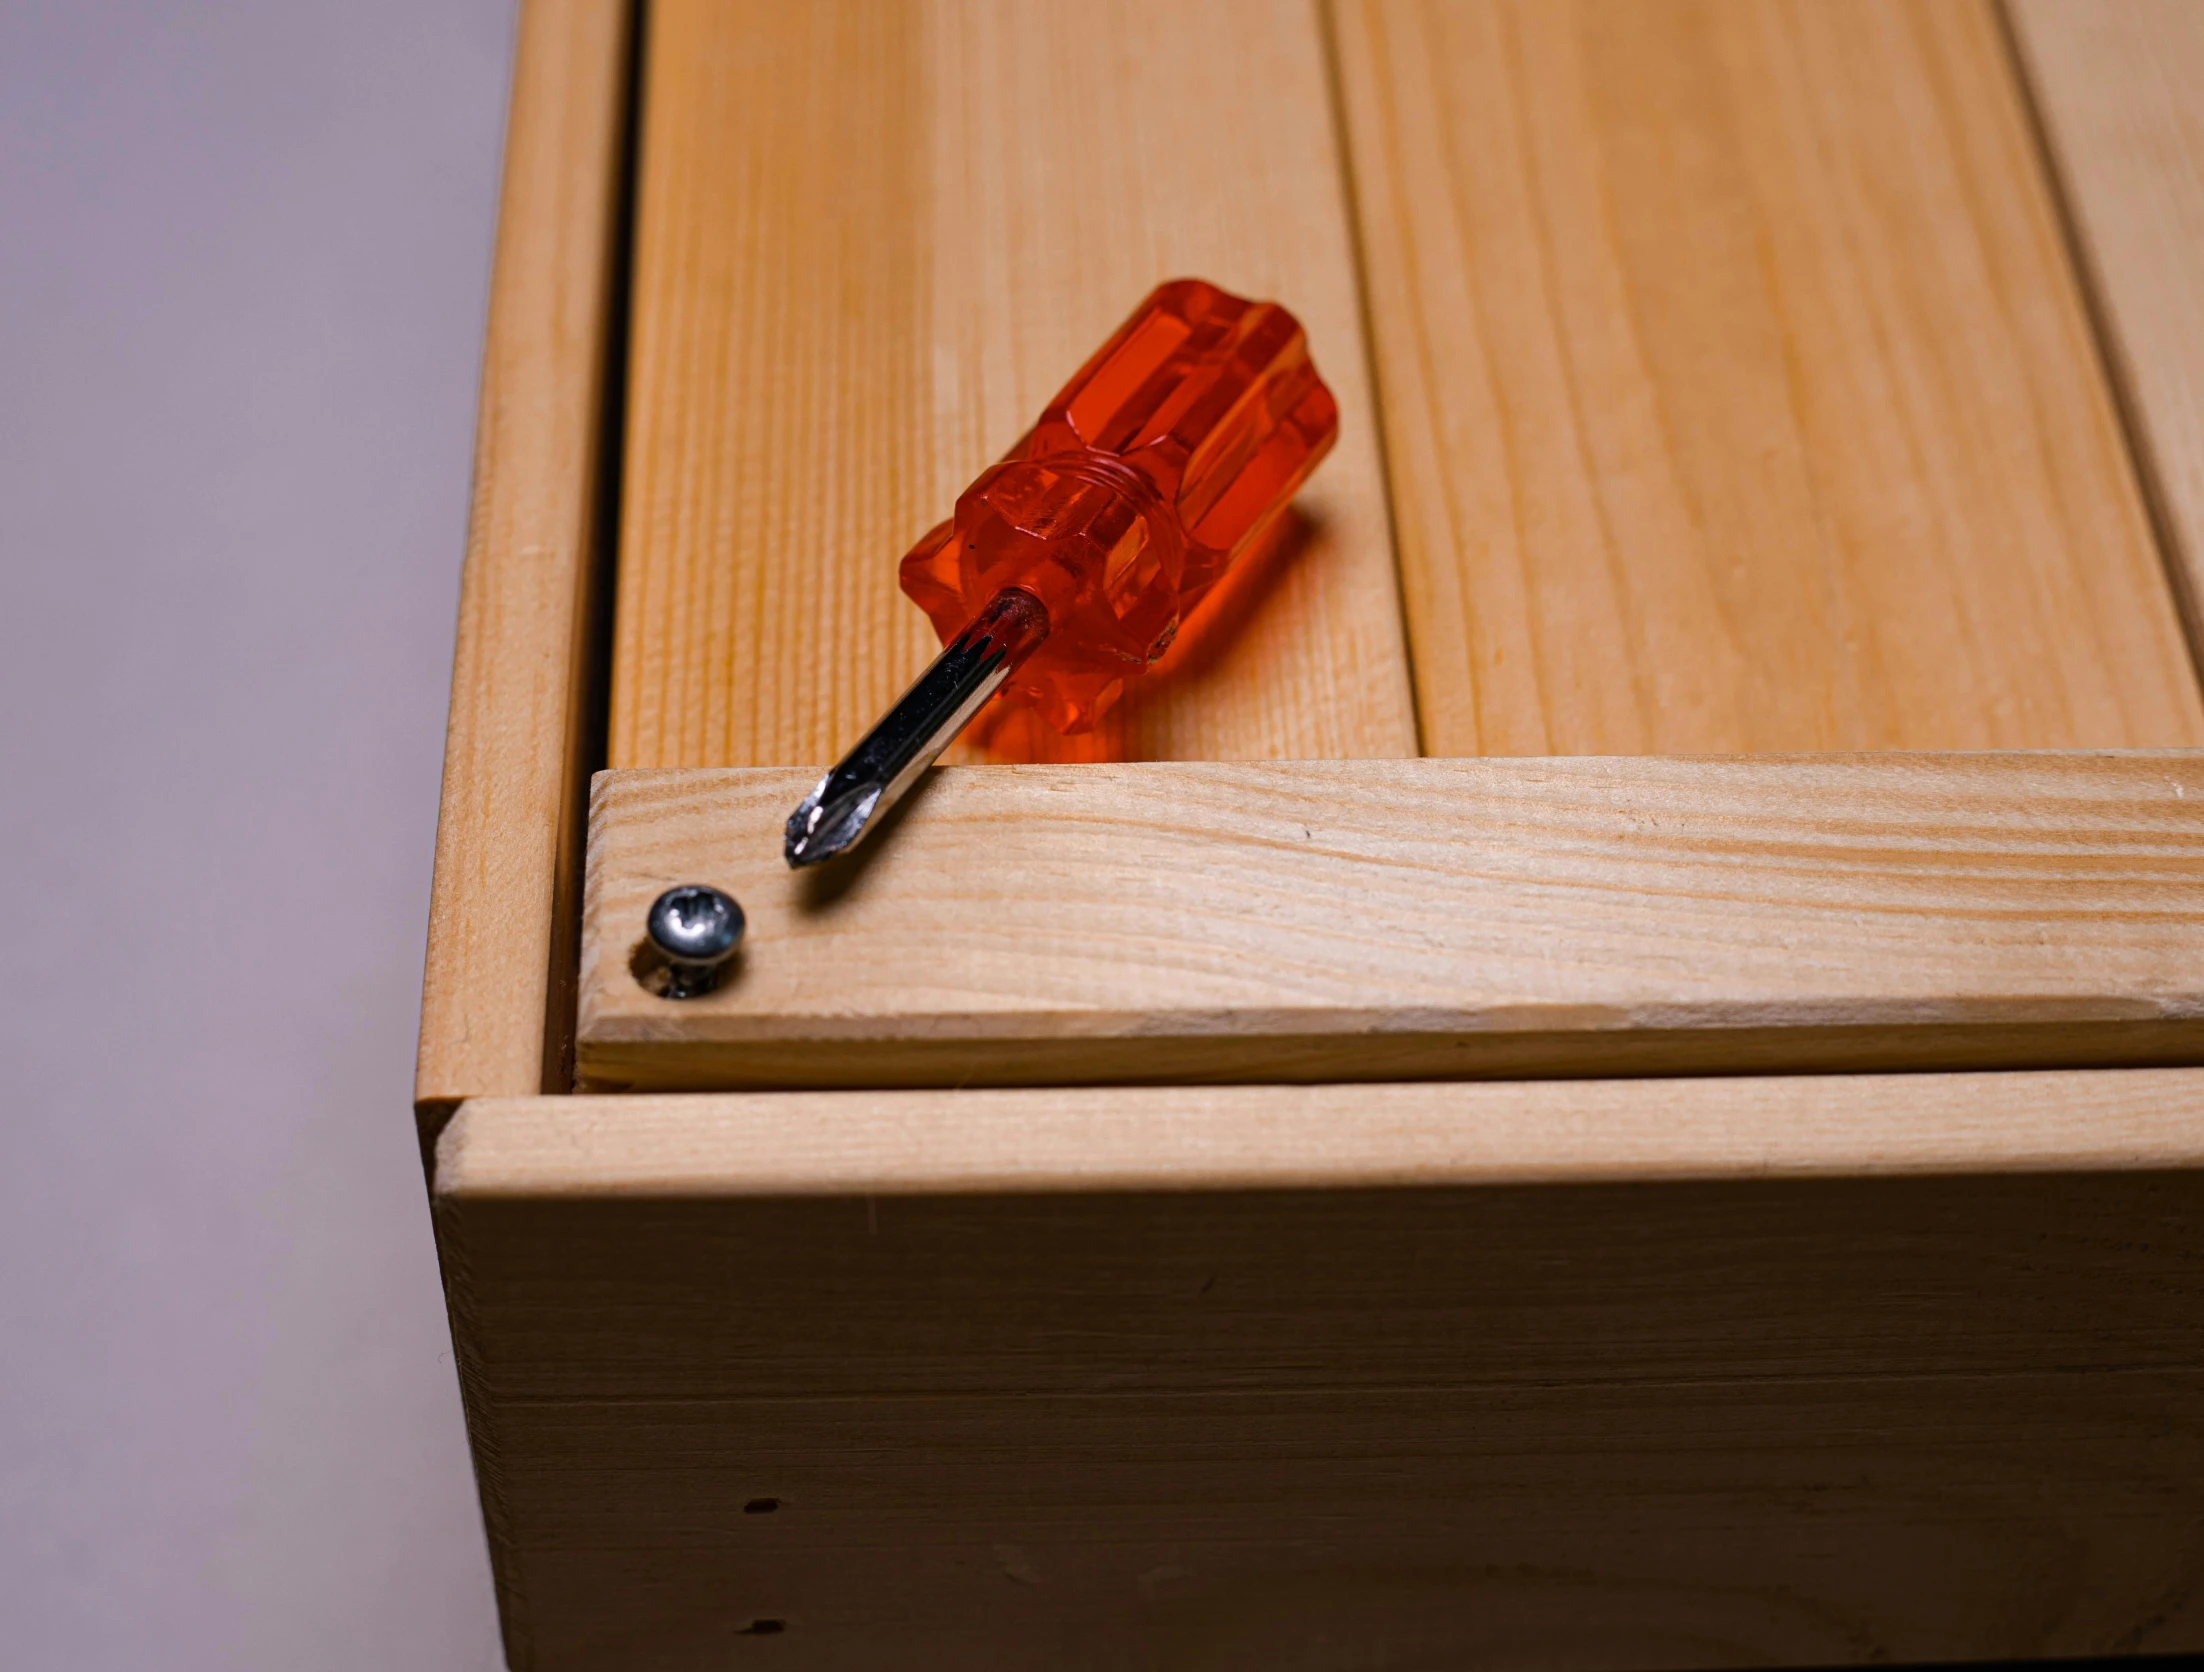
[899,278,1338,733]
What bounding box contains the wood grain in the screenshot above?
[445,1068,2204,1199]
[2010,0,2204,662]
[607,0,1417,771]
[436,1077,2204,1667]
[577,753,2204,1090]
[483,1375,2204,1671]
[1329,0,2204,755]
[415,0,630,1115]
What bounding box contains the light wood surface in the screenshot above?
[445,1068,2204,1198]
[2011,0,2204,659]
[415,0,630,1116]
[578,753,2204,1090]
[1330,0,2204,755]
[608,0,1418,771]
[431,6,2204,1666]
[436,1076,2204,1667]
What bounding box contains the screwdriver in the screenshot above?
[785,277,1340,867]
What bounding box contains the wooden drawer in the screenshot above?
[419,2,2204,1666]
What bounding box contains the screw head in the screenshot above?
[645,885,744,997]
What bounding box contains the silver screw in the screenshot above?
[644,885,744,999]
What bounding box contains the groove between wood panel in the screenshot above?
[1330,0,2204,756]
[609,0,1417,771]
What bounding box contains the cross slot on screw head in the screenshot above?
[643,884,744,999]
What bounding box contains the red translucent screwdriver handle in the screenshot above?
[899,277,1339,733]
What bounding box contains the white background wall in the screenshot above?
[1,2,517,1665]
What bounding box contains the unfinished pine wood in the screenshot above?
[577,753,2204,1090]
[435,1076,2204,1667]
[472,1375,2204,1670]
[2011,0,2204,658]
[415,0,630,1117]
[1330,0,2204,755]
[608,0,1417,770]
[445,1068,2204,1199]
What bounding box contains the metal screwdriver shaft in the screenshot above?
[784,588,1049,867]
[782,278,1341,869]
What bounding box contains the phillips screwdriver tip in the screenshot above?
[782,588,1049,869]
[784,777,882,868]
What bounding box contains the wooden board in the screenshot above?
[577,753,2204,1091]
[450,1068,2204,1198]
[435,1073,2204,1668]
[415,0,630,1117]
[2011,0,2204,660]
[1329,0,2204,755]
[426,6,2204,1667]
[467,1374,2204,1671]
[607,0,1417,770]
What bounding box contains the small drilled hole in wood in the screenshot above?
[743,1497,780,1514]
[738,1619,786,1636]
[628,938,674,997]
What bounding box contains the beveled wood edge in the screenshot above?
[414,0,634,1122]
[437,1067,2204,1200]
